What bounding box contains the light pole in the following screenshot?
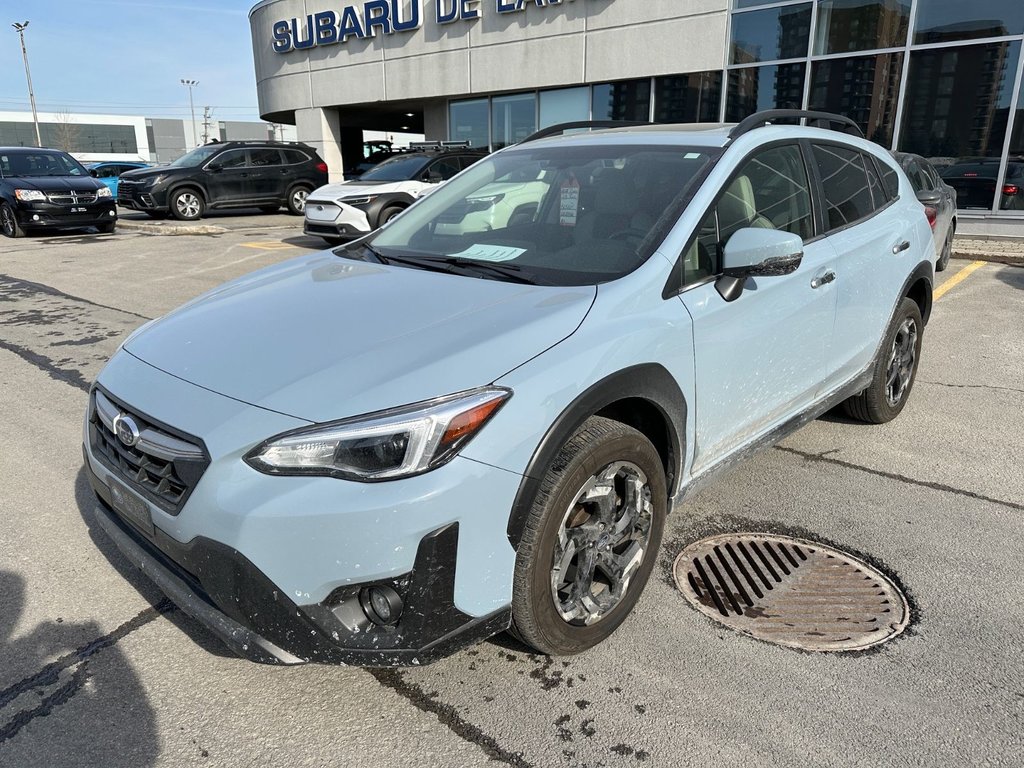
[12,21,42,147]
[180,78,199,147]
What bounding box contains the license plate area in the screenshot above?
[108,476,155,537]
[71,206,88,213]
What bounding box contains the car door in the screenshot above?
[813,143,911,385]
[677,143,840,475]
[204,148,251,204]
[247,147,286,200]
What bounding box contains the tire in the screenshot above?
[259,205,280,214]
[842,298,923,424]
[936,227,953,272]
[169,188,204,221]
[0,202,25,238]
[286,186,311,215]
[510,416,668,656]
[378,205,405,227]
[96,221,116,234]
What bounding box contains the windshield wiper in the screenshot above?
[437,258,540,285]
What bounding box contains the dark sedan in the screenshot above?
[894,152,957,272]
[941,158,1024,213]
[1,147,117,238]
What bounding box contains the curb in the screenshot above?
[117,219,228,236]
[952,251,1024,267]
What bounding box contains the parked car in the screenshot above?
[83,111,934,666]
[117,141,328,221]
[1,147,117,238]
[893,152,957,271]
[941,158,1024,212]
[87,161,150,197]
[304,146,485,244]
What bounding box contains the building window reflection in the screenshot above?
[809,53,904,145]
[727,63,807,121]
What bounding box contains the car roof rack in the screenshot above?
[407,140,475,151]
[520,120,656,144]
[728,110,864,141]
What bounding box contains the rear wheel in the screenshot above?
[843,298,923,424]
[0,203,25,238]
[287,186,310,215]
[936,227,953,272]
[169,189,204,221]
[510,417,667,656]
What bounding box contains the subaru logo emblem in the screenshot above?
[112,413,141,447]
[316,205,324,211]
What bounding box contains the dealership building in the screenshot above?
[250,0,1024,227]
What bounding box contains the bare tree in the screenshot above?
[53,110,79,152]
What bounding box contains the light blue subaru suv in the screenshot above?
[83,111,934,665]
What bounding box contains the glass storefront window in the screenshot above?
[998,75,1024,211]
[730,4,812,65]
[914,0,1024,45]
[809,53,904,145]
[449,99,489,150]
[592,80,652,121]
[654,72,723,123]
[735,0,806,8]
[900,41,1021,211]
[539,87,590,129]
[491,93,537,150]
[726,63,807,121]
[813,0,910,55]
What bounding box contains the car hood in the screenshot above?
[124,252,595,423]
[7,176,104,192]
[308,180,399,200]
[120,166,172,181]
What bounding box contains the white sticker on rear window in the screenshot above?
[559,175,580,226]
[450,244,527,262]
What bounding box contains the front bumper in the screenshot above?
[303,199,371,240]
[16,200,117,229]
[118,184,165,210]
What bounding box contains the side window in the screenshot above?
[863,154,888,209]
[95,165,117,178]
[214,150,247,169]
[879,161,901,200]
[283,149,309,165]
[458,155,482,171]
[249,148,283,167]
[922,162,941,190]
[427,157,461,181]
[812,144,875,231]
[683,144,813,283]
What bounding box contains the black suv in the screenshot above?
[1,147,117,238]
[118,141,329,221]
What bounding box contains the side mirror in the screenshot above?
[424,171,445,183]
[206,162,223,173]
[89,169,98,178]
[717,228,804,302]
[916,189,942,207]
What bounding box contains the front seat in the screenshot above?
[717,175,773,243]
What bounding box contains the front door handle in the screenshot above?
[811,271,836,289]
[892,240,911,254]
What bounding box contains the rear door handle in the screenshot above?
[811,271,836,289]
[892,240,911,254]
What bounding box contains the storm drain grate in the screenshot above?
[673,533,909,652]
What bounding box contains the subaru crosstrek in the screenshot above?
[83,111,934,666]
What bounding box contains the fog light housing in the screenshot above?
[32,214,40,221]
[109,210,116,217]
[359,586,403,626]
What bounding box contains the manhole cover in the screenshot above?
[673,533,909,652]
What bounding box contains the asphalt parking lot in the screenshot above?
[1,221,1022,767]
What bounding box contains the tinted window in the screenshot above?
[168,145,222,168]
[880,161,901,200]
[654,72,723,123]
[730,4,812,64]
[449,99,489,149]
[685,144,813,282]
[726,63,807,121]
[360,155,430,182]
[813,144,875,230]
[0,151,87,177]
[283,148,310,164]
[863,154,888,207]
[914,0,1024,44]
[249,148,283,167]
[814,0,910,54]
[215,150,248,169]
[93,165,118,178]
[427,157,461,181]
[809,53,903,146]
[592,80,652,121]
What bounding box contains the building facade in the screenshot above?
[250,0,1024,223]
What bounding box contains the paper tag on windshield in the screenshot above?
[450,244,527,262]
[559,176,580,226]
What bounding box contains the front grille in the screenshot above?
[47,191,99,205]
[89,388,209,514]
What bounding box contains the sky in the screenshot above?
[1,0,264,123]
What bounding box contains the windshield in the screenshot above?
[0,151,89,178]
[359,155,430,181]
[168,145,223,168]
[360,143,715,286]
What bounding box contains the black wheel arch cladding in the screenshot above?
[506,363,686,548]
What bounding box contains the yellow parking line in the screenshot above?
[240,241,296,251]
[934,260,986,301]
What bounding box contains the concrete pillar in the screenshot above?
[295,107,345,183]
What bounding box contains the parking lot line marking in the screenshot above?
[239,241,296,251]
[934,260,986,301]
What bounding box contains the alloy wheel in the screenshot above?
[550,461,654,626]
[176,193,201,219]
[292,188,309,212]
[885,317,918,407]
[1,206,13,236]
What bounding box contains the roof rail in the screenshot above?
[521,120,655,144]
[407,140,474,151]
[728,110,864,141]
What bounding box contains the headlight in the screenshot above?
[339,195,377,206]
[96,187,112,198]
[14,189,46,202]
[244,387,511,481]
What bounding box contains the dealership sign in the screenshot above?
[272,0,578,53]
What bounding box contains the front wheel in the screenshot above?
[510,417,667,656]
[170,189,204,221]
[287,186,310,215]
[378,205,405,227]
[842,298,923,424]
[0,203,25,238]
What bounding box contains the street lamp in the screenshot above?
[11,21,42,147]
[180,78,199,147]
